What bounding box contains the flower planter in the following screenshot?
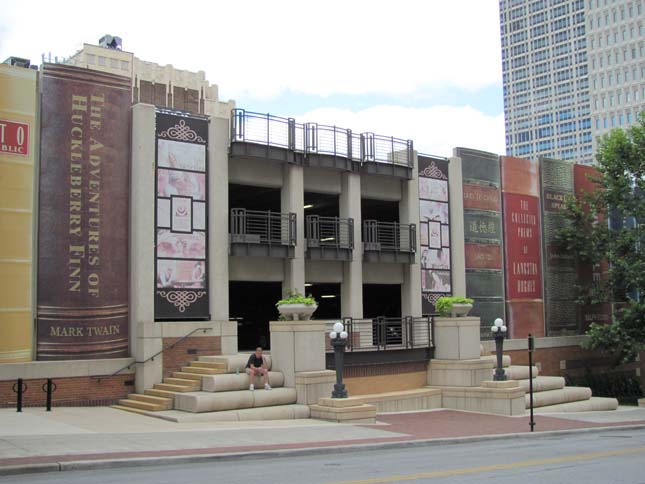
[450,303,473,318]
[277,303,318,321]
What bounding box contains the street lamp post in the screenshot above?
[330,321,348,398]
[491,318,507,381]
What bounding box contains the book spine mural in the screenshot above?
[540,157,577,335]
[501,156,544,338]
[455,147,505,338]
[36,64,131,360]
[0,65,38,362]
[154,111,209,320]
[418,155,451,314]
[573,164,612,331]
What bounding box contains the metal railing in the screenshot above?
[230,109,413,167]
[230,208,296,246]
[362,220,416,253]
[325,316,433,352]
[305,215,354,249]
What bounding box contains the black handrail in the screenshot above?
[327,316,433,352]
[230,208,296,246]
[363,220,416,253]
[95,327,212,383]
[305,215,354,249]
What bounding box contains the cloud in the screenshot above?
[0,0,502,100]
[298,105,505,158]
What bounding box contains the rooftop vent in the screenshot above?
[98,35,122,50]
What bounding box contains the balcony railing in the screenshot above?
[305,215,353,260]
[325,316,433,352]
[362,220,416,263]
[230,109,413,176]
[229,208,296,258]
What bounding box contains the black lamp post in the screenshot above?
[491,317,507,381]
[330,321,348,398]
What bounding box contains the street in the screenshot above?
[4,428,645,484]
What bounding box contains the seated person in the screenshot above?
[246,347,271,391]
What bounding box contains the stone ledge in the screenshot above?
[482,380,519,389]
[433,317,480,328]
[429,358,495,370]
[295,370,336,384]
[310,402,376,423]
[435,385,526,399]
[0,358,135,381]
[269,321,327,333]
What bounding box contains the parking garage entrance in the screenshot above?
[362,284,401,318]
[230,281,281,351]
[305,283,341,320]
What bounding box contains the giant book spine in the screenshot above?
[573,164,612,331]
[455,147,505,338]
[540,157,577,335]
[418,155,452,314]
[0,64,38,362]
[501,156,544,338]
[36,64,131,360]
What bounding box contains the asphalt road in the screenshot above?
[5,428,645,484]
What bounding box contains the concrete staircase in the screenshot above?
[492,354,619,413]
[114,354,310,421]
[113,360,227,414]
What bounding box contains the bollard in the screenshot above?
[528,334,535,432]
[42,379,56,411]
[12,378,27,413]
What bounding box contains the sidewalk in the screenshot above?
[1,406,645,476]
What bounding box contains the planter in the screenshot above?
[450,303,473,318]
[277,303,318,321]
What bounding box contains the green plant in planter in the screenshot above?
[276,290,317,307]
[435,296,474,316]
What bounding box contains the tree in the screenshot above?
[556,113,645,364]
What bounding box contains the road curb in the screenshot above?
[2,423,645,476]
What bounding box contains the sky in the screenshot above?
[0,0,505,158]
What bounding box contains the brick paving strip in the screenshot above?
[1,410,644,469]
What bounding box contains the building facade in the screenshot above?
[500,0,645,165]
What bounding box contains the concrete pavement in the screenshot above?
[1,406,644,476]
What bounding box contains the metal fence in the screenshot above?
[229,208,296,246]
[363,220,416,253]
[305,216,354,249]
[230,109,413,167]
[325,316,433,352]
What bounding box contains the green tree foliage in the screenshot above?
[556,114,645,364]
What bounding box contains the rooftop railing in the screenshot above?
[230,109,413,168]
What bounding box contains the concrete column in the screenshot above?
[208,115,236,355]
[281,164,305,296]
[340,172,363,318]
[130,103,162,393]
[400,153,422,317]
[448,156,466,297]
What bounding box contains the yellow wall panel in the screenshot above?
[0,64,37,362]
[0,262,31,307]
[0,163,33,209]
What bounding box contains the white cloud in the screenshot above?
[0,0,502,100]
[298,105,505,158]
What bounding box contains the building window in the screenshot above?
[121,60,129,70]
[98,56,106,66]
[110,58,119,68]
[86,54,95,65]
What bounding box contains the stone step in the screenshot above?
[481,354,512,368]
[517,376,566,393]
[525,386,592,409]
[190,361,227,370]
[144,404,311,423]
[173,371,203,381]
[534,396,619,413]
[200,354,272,373]
[202,372,284,393]
[111,405,152,416]
[127,393,173,410]
[154,383,195,392]
[163,377,201,390]
[181,366,225,375]
[505,365,539,380]
[174,387,296,413]
[118,398,166,412]
[145,388,178,399]
[352,388,443,413]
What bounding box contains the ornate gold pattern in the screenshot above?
[158,119,206,144]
